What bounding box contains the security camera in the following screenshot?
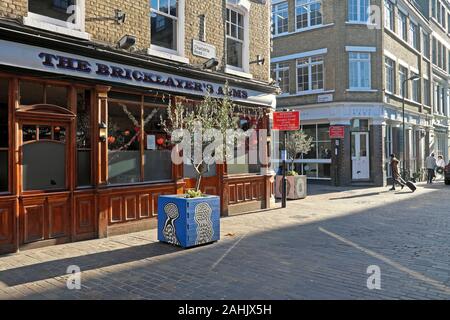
[117,35,136,50]
[203,58,219,70]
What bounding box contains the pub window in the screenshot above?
[0,79,9,192]
[19,81,69,108]
[143,104,173,182]
[22,124,67,191]
[108,101,142,184]
[77,89,92,187]
[107,93,173,185]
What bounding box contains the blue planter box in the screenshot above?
[158,195,221,248]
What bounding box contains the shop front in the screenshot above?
[0,36,276,254]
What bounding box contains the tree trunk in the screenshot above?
[195,174,203,192]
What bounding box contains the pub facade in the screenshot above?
[0,0,276,254]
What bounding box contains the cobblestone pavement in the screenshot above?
[1,182,450,300]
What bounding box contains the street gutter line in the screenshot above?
[211,234,247,271]
[318,227,450,296]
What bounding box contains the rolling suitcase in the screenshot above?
[405,181,417,192]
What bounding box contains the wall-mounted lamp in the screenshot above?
[87,9,126,25]
[99,122,107,142]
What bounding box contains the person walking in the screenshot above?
[426,153,437,184]
[390,154,406,191]
[436,155,446,180]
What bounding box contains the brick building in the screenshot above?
[271,0,450,186]
[0,0,277,254]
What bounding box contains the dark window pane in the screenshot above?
[318,164,331,178]
[28,0,76,22]
[0,78,8,148]
[77,90,91,148]
[39,126,52,140]
[23,141,66,190]
[77,150,91,186]
[317,124,330,141]
[53,126,66,142]
[46,85,68,107]
[23,125,37,142]
[318,142,332,159]
[227,38,243,68]
[20,81,44,105]
[0,151,7,192]
[109,91,142,103]
[151,13,177,50]
[145,150,173,181]
[108,102,141,184]
[77,89,91,186]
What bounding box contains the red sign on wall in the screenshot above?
[329,126,345,139]
[273,111,300,131]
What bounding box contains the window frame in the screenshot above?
[295,0,323,31]
[409,20,419,50]
[271,62,290,94]
[348,52,371,90]
[225,5,250,75]
[272,1,289,36]
[296,55,325,94]
[384,57,395,94]
[24,0,89,39]
[398,65,408,98]
[384,0,394,31]
[107,94,174,186]
[397,10,407,42]
[149,0,187,63]
[348,0,370,23]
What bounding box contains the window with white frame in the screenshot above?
[384,0,394,31]
[272,2,289,35]
[385,57,395,94]
[397,10,407,42]
[150,0,179,52]
[399,65,408,98]
[349,52,371,90]
[348,0,370,23]
[271,63,290,94]
[295,0,322,30]
[297,56,324,92]
[409,21,419,50]
[226,8,245,69]
[26,0,86,36]
[411,72,420,102]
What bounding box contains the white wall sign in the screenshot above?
[192,39,216,60]
[0,39,275,107]
[318,94,333,103]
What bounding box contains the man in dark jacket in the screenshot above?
[390,154,406,191]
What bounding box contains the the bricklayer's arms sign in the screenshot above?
[0,39,275,107]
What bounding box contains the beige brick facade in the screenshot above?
[0,0,270,82]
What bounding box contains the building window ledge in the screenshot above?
[346,89,378,92]
[345,21,378,27]
[147,47,189,64]
[273,23,334,39]
[224,67,253,79]
[23,15,90,40]
[284,89,334,97]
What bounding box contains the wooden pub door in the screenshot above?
[17,105,75,250]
